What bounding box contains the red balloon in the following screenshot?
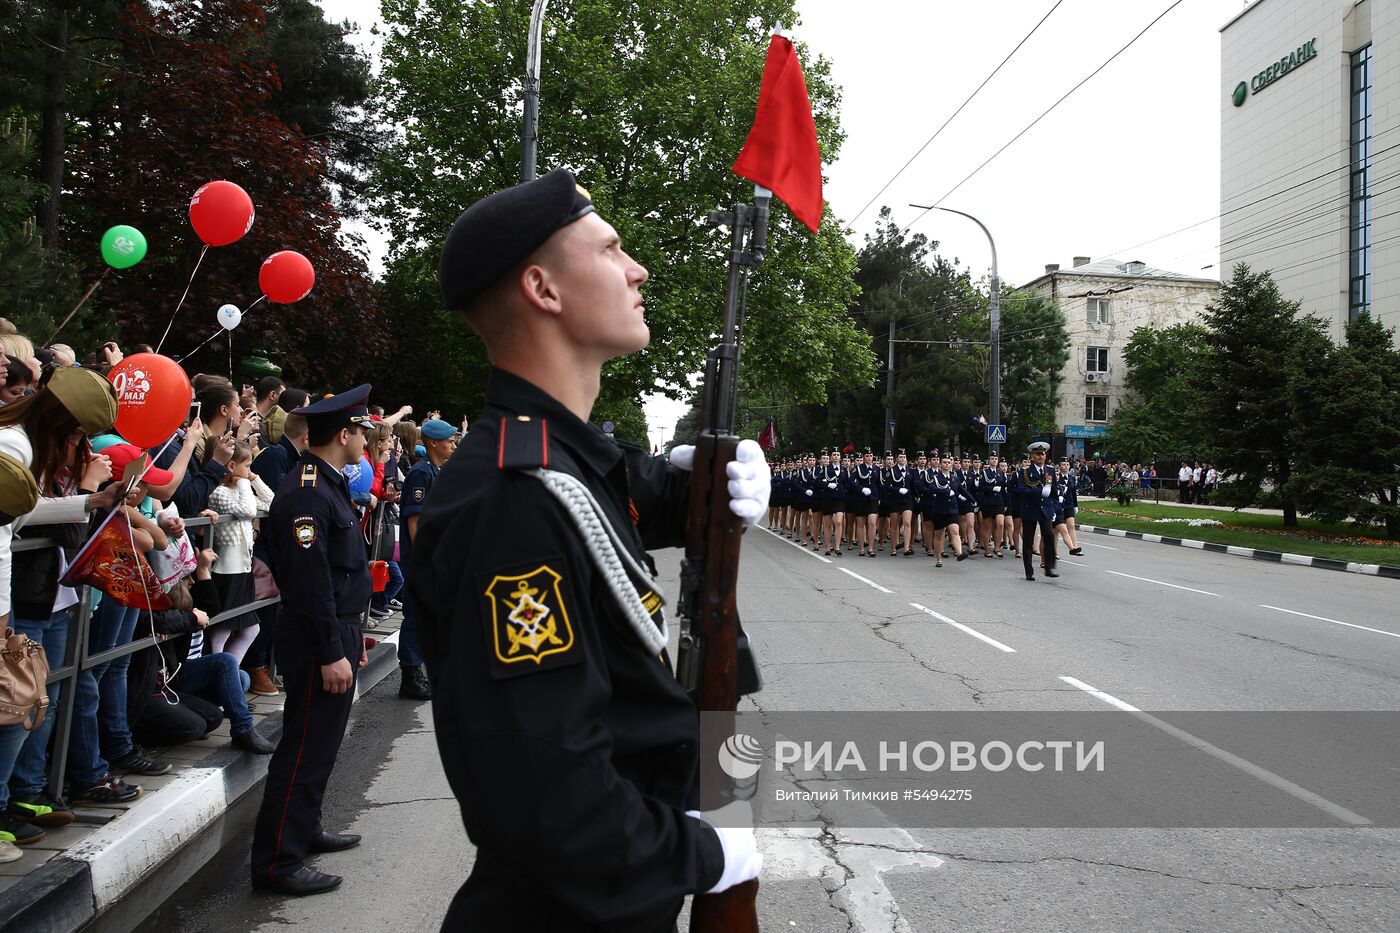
[189,180,255,247]
[259,250,315,303]
[108,353,193,449]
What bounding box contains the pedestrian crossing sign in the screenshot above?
[986,424,1007,444]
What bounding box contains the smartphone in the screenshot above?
[187,400,202,426]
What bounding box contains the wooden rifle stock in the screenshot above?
[676,194,769,933]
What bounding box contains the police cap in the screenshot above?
[439,168,596,312]
[302,384,375,433]
[1028,441,1050,453]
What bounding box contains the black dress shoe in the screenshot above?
[1045,569,1059,578]
[232,729,276,754]
[309,830,362,853]
[252,866,343,896]
[1025,572,1035,581]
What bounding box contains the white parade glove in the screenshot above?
[827,482,837,489]
[670,445,695,470]
[1057,496,1064,504]
[898,487,908,495]
[861,487,871,496]
[726,439,770,526]
[687,802,762,894]
[1041,484,1052,498]
[805,488,814,497]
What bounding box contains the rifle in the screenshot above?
[676,185,770,933]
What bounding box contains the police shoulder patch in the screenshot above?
[482,562,579,678]
[293,515,317,549]
[412,486,425,502]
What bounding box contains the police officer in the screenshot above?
[251,386,376,896]
[395,418,459,700]
[414,169,767,930]
[1012,441,1060,580]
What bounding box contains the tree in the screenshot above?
[997,290,1069,454]
[1287,312,1400,537]
[1104,323,1209,464]
[372,0,873,422]
[1196,264,1327,525]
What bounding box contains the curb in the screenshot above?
[0,638,403,933]
[1077,524,1400,579]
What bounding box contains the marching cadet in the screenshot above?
[767,459,783,531]
[849,448,879,556]
[416,169,767,929]
[875,451,895,551]
[1012,441,1060,580]
[1054,456,1084,556]
[1008,454,1029,558]
[921,454,968,566]
[911,451,928,547]
[251,386,376,896]
[976,453,1007,559]
[886,449,915,556]
[816,449,845,556]
[840,453,858,550]
[956,454,978,556]
[798,452,819,547]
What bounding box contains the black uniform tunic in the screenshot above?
[408,368,724,932]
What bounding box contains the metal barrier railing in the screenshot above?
[11,512,278,817]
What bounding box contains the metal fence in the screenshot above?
[11,513,280,822]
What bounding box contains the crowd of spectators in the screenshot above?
[0,319,455,865]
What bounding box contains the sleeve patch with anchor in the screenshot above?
[482,563,578,677]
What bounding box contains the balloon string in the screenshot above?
[45,267,110,344]
[155,244,209,355]
[175,294,266,365]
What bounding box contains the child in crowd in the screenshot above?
[206,441,274,663]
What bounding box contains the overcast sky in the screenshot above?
[320,0,1246,449]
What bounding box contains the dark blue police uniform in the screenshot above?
[251,386,375,894]
[1011,445,1060,580]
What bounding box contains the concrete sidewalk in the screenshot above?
[0,613,407,933]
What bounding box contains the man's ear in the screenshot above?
[518,261,563,315]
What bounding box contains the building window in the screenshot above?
[1086,346,1109,373]
[1085,395,1108,422]
[1350,44,1372,320]
[1086,298,1111,325]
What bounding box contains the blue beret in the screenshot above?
[421,419,456,441]
[439,168,595,311]
[414,444,426,458]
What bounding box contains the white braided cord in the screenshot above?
[525,468,668,654]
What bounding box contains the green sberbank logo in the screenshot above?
[1235,38,1317,105]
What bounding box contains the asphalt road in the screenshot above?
[136,524,1399,932]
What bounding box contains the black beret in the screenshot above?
[439,168,596,311]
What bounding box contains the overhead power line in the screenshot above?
[845,0,1066,229]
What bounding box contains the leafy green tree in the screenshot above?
[1104,322,1209,464]
[372,0,873,421]
[1287,312,1400,537]
[1197,264,1328,525]
[997,289,1069,454]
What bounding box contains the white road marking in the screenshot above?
[909,603,1017,653]
[840,567,894,593]
[1103,569,1219,597]
[1059,676,1372,827]
[758,525,832,563]
[1084,541,1118,550]
[1260,604,1400,640]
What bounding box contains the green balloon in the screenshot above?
[100,225,147,269]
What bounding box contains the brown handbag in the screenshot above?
[0,627,49,730]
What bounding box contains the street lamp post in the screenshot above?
[521,0,550,182]
[910,204,1000,450]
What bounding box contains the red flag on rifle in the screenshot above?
[758,417,778,452]
[732,35,823,233]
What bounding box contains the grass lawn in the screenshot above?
[1076,501,1400,568]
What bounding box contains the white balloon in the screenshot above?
[217,303,242,331]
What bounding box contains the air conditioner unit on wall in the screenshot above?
[1085,372,1100,383]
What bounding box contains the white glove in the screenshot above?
[687,802,762,894]
[827,482,837,490]
[898,487,907,495]
[993,486,1002,493]
[670,445,695,470]
[861,487,871,496]
[726,439,770,526]
[804,488,813,497]
[1057,496,1064,504]
[1041,485,1052,498]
